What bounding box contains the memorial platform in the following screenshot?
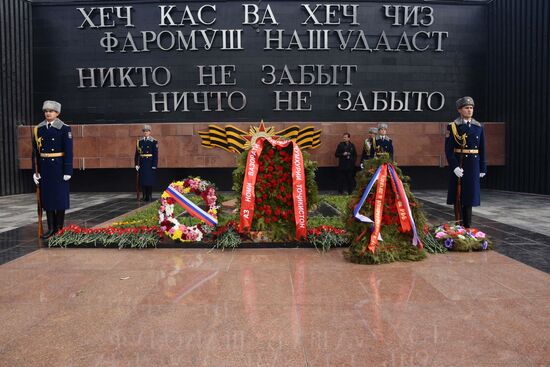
[0,190,548,366]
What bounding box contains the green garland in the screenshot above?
[344,155,428,264]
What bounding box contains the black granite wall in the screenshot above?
[31,1,488,123]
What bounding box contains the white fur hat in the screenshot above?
[142,124,152,132]
[42,100,61,113]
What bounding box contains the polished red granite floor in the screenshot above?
[0,248,548,367]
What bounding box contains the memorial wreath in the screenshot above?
[158,177,219,242]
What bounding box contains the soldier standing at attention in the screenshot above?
[360,127,378,169]
[135,125,158,201]
[375,123,394,161]
[445,96,487,228]
[32,100,73,238]
[335,132,357,195]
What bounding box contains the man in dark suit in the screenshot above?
[135,124,158,201]
[335,132,357,195]
[32,100,73,238]
[445,96,487,228]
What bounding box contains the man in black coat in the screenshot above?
[445,96,487,228]
[334,132,357,194]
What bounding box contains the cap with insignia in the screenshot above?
[142,124,152,132]
[42,100,61,113]
[369,127,378,134]
[456,96,475,109]
[378,123,388,130]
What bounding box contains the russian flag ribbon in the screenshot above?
[165,185,217,226]
[353,165,383,224]
[354,163,423,253]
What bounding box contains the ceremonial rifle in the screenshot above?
[454,154,464,225]
[135,139,141,202]
[31,124,44,237]
[136,170,140,201]
[453,123,466,226]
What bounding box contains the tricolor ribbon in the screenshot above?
[165,185,217,226]
[353,165,382,224]
[239,137,307,240]
[355,163,422,254]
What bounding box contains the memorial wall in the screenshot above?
[12,0,509,191]
[32,1,487,122]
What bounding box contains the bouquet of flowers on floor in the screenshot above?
[307,225,349,252]
[433,223,493,251]
[48,224,162,249]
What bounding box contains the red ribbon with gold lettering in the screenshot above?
[366,163,388,253]
[239,139,264,233]
[239,138,307,240]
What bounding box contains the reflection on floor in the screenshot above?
[0,248,548,366]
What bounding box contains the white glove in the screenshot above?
[360,163,364,170]
[480,173,486,178]
[453,167,464,178]
[33,173,41,185]
[63,175,71,181]
[135,165,140,171]
[152,167,157,170]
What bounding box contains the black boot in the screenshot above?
[41,211,56,239]
[55,210,65,233]
[462,206,472,228]
[147,186,153,201]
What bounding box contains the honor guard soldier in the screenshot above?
[445,96,487,228]
[375,123,394,161]
[135,124,158,201]
[335,132,357,195]
[360,127,379,169]
[32,101,73,238]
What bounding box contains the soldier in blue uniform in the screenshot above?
[360,127,378,168]
[445,96,487,228]
[32,101,73,238]
[375,123,394,161]
[135,125,158,201]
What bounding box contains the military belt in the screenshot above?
[40,152,65,158]
[454,148,478,154]
[140,154,153,157]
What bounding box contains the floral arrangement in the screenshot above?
[211,221,246,250]
[433,223,492,251]
[158,177,219,242]
[232,143,318,242]
[307,225,349,252]
[48,224,162,249]
[345,155,428,264]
